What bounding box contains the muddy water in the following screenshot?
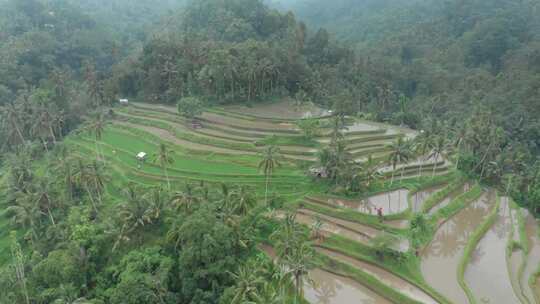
[314,190,410,215]
[224,100,331,119]
[428,183,472,216]
[316,247,438,304]
[385,219,409,229]
[421,191,492,304]
[509,251,524,301]
[464,197,521,304]
[344,122,380,132]
[304,268,391,304]
[522,212,540,304]
[508,204,528,302]
[201,112,294,131]
[296,209,409,252]
[411,185,446,213]
[260,245,390,304]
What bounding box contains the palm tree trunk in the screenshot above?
[95,139,100,162]
[47,207,56,226]
[49,124,57,144]
[265,174,269,206]
[390,168,395,185]
[295,273,302,302]
[164,167,171,190]
[85,185,99,214]
[432,154,438,178]
[455,141,461,170]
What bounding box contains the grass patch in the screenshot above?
[256,134,319,148]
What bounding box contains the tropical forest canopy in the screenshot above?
[1,0,540,303]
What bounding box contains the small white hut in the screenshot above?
[119,98,129,105]
[136,152,147,161]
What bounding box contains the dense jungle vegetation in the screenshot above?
[0,0,539,303]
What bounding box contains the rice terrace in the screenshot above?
[1,0,540,303]
[38,98,540,303]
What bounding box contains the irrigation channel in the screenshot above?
[73,101,540,303]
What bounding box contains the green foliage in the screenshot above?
[409,213,431,250]
[102,247,177,304]
[296,118,321,139]
[177,97,204,119]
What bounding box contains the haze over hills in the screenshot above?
[1,1,540,303]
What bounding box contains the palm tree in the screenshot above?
[229,186,256,216]
[0,103,26,147]
[429,136,447,178]
[145,186,167,222]
[153,143,175,190]
[251,282,285,304]
[229,266,263,303]
[361,155,382,189]
[218,183,231,210]
[85,160,107,209]
[414,130,433,179]
[271,213,301,260]
[310,216,324,242]
[118,185,153,234]
[6,197,39,244]
[451,124,468,170]
[283,241,313,301]
[170,183,200,214]
[330,114,347,144]
[10,232,30,304]
[85,114,106,161]
[387,137,412,185]
[30,177,57,227]
[258,145,281,205]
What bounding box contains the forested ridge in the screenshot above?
[271,0,540,212]
[1,0,540,303]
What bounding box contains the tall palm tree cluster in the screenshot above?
[1,141,287,302]
[413,112,540,214]
[4,148,108,246]
[0,93,66,153]
[270,213,315,303]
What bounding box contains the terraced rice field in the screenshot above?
[67,101,540,303]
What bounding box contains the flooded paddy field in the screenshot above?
[309,189,410,216]
[222,99,332,119]
[421,191,494,304]
[464,197,521,304]
[260,245,391,304]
